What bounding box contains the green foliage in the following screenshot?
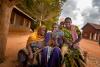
[43,17,58,30]
[17,0,65,26]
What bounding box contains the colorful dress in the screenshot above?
[62,25,81,48]
[27,31,62,67]
[62,25,86,67]
[27,32,45,49]
[26,32,45,66]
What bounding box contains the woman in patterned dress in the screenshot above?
[61,17,86,67]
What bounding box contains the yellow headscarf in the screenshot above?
[27,32,44,45]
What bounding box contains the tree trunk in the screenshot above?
[39,21,42,26]
[0,3,13,63]
[39,15,43,26]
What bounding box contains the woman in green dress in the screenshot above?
[61,17,86,67]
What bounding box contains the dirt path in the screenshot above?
[0,34,30,67]
[80,39,100,67]
[0,34,100,67]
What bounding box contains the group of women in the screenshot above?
[26,17,86,67]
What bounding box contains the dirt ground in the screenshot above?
[80,39,100,67]
[0,33,30,67]
[0,33,100,67]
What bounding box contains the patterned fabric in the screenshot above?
[62,28,72,41]
[63,48,85,67]
[27,32,44,45]
[62,25,81,48]
[62,25,81,42]
[27,32,38,45]
[62,25,85,67]
[71,26,78,42]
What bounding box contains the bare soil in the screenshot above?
[0,34,100,67]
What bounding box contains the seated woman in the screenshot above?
[26,26,47,67]
[51,23,64,48]
[41,38,62,67]
[61,17,86,67]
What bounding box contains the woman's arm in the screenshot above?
[72,26,82,44]
[72,34,81,44]
[63,37,73,45]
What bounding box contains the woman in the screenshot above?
[51,23,64,48]
[61,17,86,67]
[40,23,62,67]
[26,26,47,67]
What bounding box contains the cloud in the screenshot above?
[93,0,100,12]
[60,0,77,19]
[59,0,100,28]
[59,0,84,28]
[82,7,99,22]
[81,0,100,24]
